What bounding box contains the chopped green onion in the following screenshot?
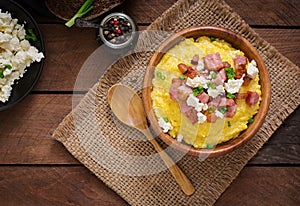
[156,71,166,80]
[210,37,216,42]
[224,67,235,79]
[210,71,217,79]
[207,143,214,149]
[65,0,94,27]
[163,117,169,123]
[4,65,12,70]
[248,118,254,124]
[25,28,37,42]
[227,121,231,127]
[179,76,185,80]
[219,107,228,114]
[208,108,215,113]
[226,92,235,99]
[207,82,217,89]
[0,64,12,78]
[192,86,204,96]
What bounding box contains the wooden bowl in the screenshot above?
[142,26,271,157]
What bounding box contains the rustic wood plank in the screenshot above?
[225,0,300,27]
[0,94,81,164]
[34,24,100,92]
[254,28,300,67]
[0,166,128,206]
[250,108,300,164]
[0,166,298,205]
[0,94,299,165]
[215,167,300,206]
[33,26,300,92]
[14,0,300,26]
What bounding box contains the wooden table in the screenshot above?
[1,0,299,205]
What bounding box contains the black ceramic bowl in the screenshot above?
[0,0,45,111]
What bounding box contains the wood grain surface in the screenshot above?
[1,0,299,205]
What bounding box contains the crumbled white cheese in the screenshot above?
[196,59,204,71]
[207,85,225,98]
[186,94,208,112]
[176,134,184,142]
[158,118,173,133]
[247,60,259,78]
[197,112,207,124]
[215,110,224,119]
[0,9,44,103]
[186,76,209,88]
[224,78,244,94]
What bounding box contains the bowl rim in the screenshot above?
[142,26,271,157]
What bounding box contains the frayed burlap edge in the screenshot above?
[53,0,300,205]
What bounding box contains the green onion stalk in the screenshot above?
[65,0,94,27]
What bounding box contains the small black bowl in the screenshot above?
[0,0,45,111]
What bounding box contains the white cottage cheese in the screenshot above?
[158,117,173,133]
[247,60,259,78]
[0,9,44,103]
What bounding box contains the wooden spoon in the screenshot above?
[107,84,195,196]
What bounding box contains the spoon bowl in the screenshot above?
[107,84,195,195]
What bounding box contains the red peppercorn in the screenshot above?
[114,20,119,25]
[116,29,122,34]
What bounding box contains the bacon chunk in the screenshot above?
[178,63,188,74]
[218,97,227,107]
[208,96,221,107]
[206,112,217,123]
[196,92,209,104]
[225,105,237,118]
[186,66,198,79]
[183,106,198,124]
[177,85,193,100]
[242,76,252,86]
[180,102,192,113]
[203,53,224,71]
[226,98,235,107]
[169,78,200,124]
[213,69,227,85]
[169,78,183,101]
[234,55,247,79]
[191,54,199,65]
[222,61,231,68]
[246,91,259,105]
[169,78,192,101]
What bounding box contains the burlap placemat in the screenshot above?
[53,0,300,205]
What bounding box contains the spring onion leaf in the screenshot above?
[207,143,214,149]
[25,29,37,42]
[210,71,217,79]
[219,107,228,114]
[156,71,166,80]
[0,65,12,78]
[225,67,235,79]
[65,0,94,27]
[210,37,216,42]
[227,121,231,127]
[208,108,214,113]
[179,76,185,80]
[193,86,204,96]
[163,117,169,123]
[207,82,217,89]
[226,92,235,99]
[248,118,254,124]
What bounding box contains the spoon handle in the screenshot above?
[143,129,195,196]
